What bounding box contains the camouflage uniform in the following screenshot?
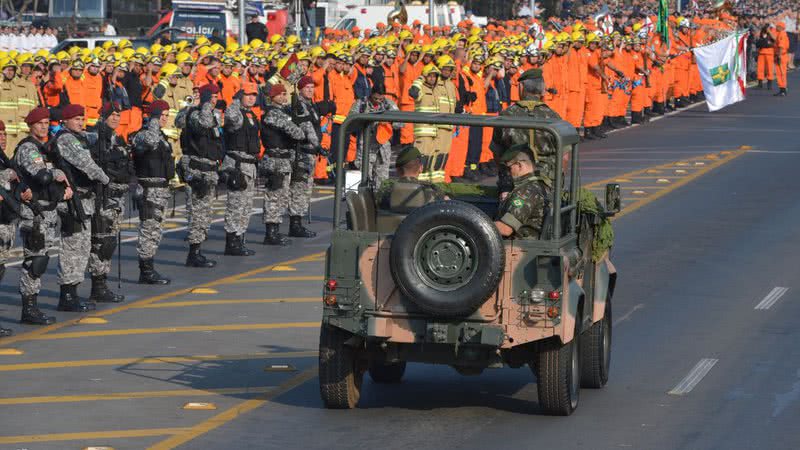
[496,174,551,239]
[222,99,258,236]
[53,131,110,286]
[490,100,561,194]
[349,97,401,190]
[290,96,322,218]
[12,138,63,298]
[184,103,221,245]
[260,105,305,225]
[132,120,172,260]
[0,161,17,272]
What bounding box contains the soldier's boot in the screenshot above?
[289,216,317,238]
[138,258,171,285]
[186,244,216,268]
[20,294,56,325]
[225,232,255,256]
[89,275,124,303]
[263,223,291,246]
[774,88,787,97]
[767,80,773,91]
[57,284,96,312]
[593,126,608,139]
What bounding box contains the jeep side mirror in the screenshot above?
[605,183,621,215]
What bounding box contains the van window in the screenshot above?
[172,10,227,39]
[53,40,88,54]
[336,18,356,31]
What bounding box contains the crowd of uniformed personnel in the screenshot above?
[0,2,795,337]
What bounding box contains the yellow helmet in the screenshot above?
[150,43,162,54]
[135,47,149,56]
[121,48,136,60]
[269,34,284,44]
[160,63,178,78]
[102,40,116,51]
[249,38,263,49]
[632,23,643,33]
[197,46,212,57]
[277,57,289,70]
[56,51,70,61]
[176,52,194,65]
[586,33,599,44]
[421,44,434,55]
[35,49,50,58]
[421,63,440,76]
[175,40,190,51]
[210,43,224,53]
[117,39,132,49]
[16,53,33,66]
[162,44,174,54]
[227,42,240,53]
[286,35,300,45]
[0,57,17,70]
[398,30,413,41]
[67,46,81,56]
[467,35,481,46]
[196,36,210,46]
[296,51,311,61]
[310,46,326,58]
[436,55,455,68]
[571,31,585,42]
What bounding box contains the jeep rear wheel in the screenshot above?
[534,322,581,416]
[580,299,612,388]
[390,201,505,317]
[319,325,363,409]
[368,361,407,383]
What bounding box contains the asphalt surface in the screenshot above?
[1,73,799,450]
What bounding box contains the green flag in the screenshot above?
[656,0,670,49]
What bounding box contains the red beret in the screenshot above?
[198,83,220,97]
[297,76,314,91]
[61,104,85,120]
[268,83,286,98]
[101,101,121,119]
[149,100,170,117]
[25,107,50,125]
[0,120,4,131]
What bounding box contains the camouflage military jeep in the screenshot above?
[319,112,619,416]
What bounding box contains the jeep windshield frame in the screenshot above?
[334,112,581,241]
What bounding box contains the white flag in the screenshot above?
[692,32,748,112]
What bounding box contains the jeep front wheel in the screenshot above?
[533,322,581,416]
[369,361,407,383]
[319,325,363,409]
[580,299,612,388]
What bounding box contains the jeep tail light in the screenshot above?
[548,290,561,300]
[326,279,337,291]
[547,306,560,318]
[324,294,337,306]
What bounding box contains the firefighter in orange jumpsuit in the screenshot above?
[584,35,611,139]
[774,21,789,96]
[218,56,241,106]
[398,45,422,145]
[566,31,589,130]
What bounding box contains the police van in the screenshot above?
[333,2,466,32]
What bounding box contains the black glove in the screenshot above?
[468,92,478,103]
[200,89,214,104]
[547,88,558,95]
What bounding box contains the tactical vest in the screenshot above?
[184,106,223,162]
[53,130,94,190]
[14,136,63,208]
[224,108,260,156]
[133,130,175,180]
[91,123,131,185]
[261,105,294,153]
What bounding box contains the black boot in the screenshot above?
[631,111,643,124]
[186,243,216,267]
[583,127,595,140]
[225,232,255,256]
[593,126,607,139]
[263,223,291,246]
[653,102,665,115]
[461,165,480,182]
[20,294,55,325]
[774,88,787,97]
[616,116,629,128]
[757,80,763,89]
[289,216,317,238]
[57,284,95,312]
[767,80,772,90]
[138,258,171,285]
[89,275,124,303]
[644,107,654,117]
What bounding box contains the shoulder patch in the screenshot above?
[512,198,524,208]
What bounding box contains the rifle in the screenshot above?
[53,154,88,231]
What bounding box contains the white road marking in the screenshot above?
[755,287,789,310]
[668,358,719,396]
[612,304,644,327]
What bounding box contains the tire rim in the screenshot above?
[412,225,478,291]
[570,337,580,409]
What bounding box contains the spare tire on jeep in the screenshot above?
[389,200,505,317]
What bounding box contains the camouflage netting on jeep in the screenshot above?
[575,188,615,262]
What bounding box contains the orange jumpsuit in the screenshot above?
[566,47,589,128]
[630,51,647,114]
[775,29,790,89]
[63,72,103,127]
[399,61,422,144]
[610,49,632,118]
[218,73,241,106]
[584,49,607,128]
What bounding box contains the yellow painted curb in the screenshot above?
[78,317,108,325]
[183,402,217,410]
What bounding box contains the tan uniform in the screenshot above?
[413,79,443,182]
[0,77,26,155]
[15,76,39,139]
[159,76,194,161]
[435,78,457,160]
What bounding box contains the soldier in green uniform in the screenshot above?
[490,68,561,197]
[377,146,446,212]
[494,144,551,239]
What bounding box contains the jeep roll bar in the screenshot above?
[334,112,581,240]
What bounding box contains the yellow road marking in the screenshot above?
[148,367,318,450]
[30,322,320,340]
[227,275,324,284]
[0,252,325,347]
[134,297,319,309]
[190,288,219,294]
[183,402,217,410]
[0,428,190,445]
[271,265,297,271]
[0,387,274,405]
[0,349,23,355]
[0,351,318,372]
[78,317,108,325]
[612,150,746,220]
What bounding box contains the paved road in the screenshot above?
[1,73,799,450]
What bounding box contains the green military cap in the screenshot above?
[396,146,422,168]
[499,142,534,163]
[518,68,543,82]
